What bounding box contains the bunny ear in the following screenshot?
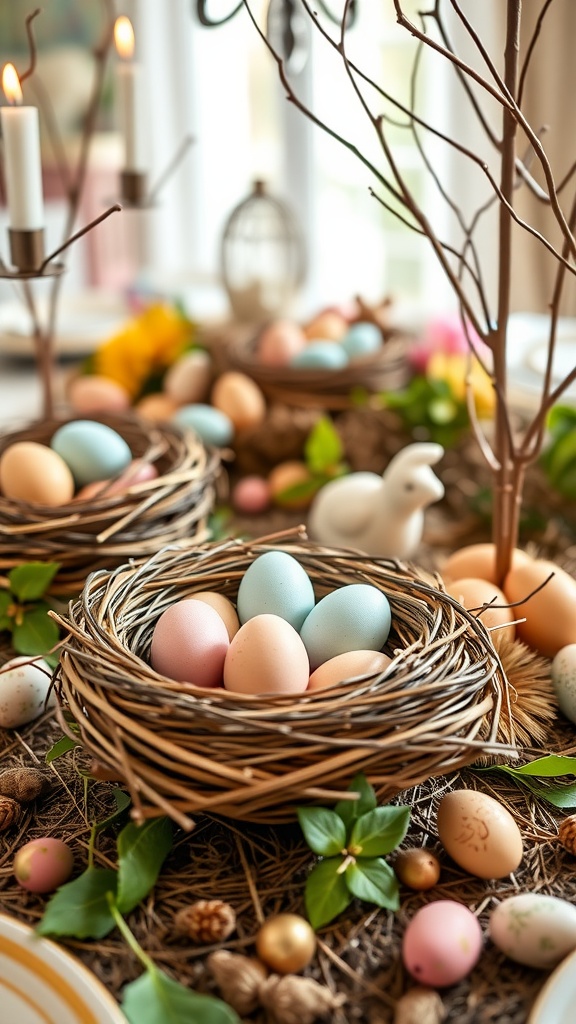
[389,442,445,468]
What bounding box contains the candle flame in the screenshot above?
[2,64,23,106]
[114,16,135,60]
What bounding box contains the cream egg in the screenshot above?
[489,893,576,969]
[223,614,310,695]
[437,789,523,879]
[163,349,212,405]
[211,371,267,432]
[0,441,75,506]
[307,649,391,691]
[551,644,576,723]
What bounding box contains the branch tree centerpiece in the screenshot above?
[242,0,576,584]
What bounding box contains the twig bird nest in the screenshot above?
[53,529,515,827]
[0,413,220,594]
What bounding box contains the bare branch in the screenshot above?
[19,9,41,84]
[517,0,555,107]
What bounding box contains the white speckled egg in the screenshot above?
[300,584,392,670]
[551,644,576,723]
[172,403,234,446]
[489,893,576,969]
[0,657,56,729]
[237,551,315,632]
[290,342,349,370]
[51,420,132,487]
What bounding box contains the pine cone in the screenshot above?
[558,814,576,854]
[0,794,22,831]
[174,899,236,944]
[0,767,48,803]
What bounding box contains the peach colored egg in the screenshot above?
[402,901,483,987]
[256,320,307,366]
[67,374,131,414]
[0,441,75,506]
[437,789,523,879]
[73,459,158,501]
[163,349,213,405]
[150,599,229,688]
[445,577,515,643]
[232,475,271,514]
[268,460,314,509]
[223,613,310,695]
[303,309,349,341]
[307,649,391,691]
[440,543,531,585]
[503,558,576,658]
[211,371,267,432]
[188,591,240,641]
[136,393,179,422]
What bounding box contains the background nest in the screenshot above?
[0,413,221,595]
[53,530,513,828]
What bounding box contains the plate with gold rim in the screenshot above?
[527,947,576,1024]
[0,912,126,1024]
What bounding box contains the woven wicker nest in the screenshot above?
[226,331,411,409]
[53,530,513,827]
[0,413,221,594]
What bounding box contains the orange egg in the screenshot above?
[441,543,531,585]
[136,393,179,422]
[67,374,131,414]
[308,650,391,691]
[0,441,75,506]
[503,558,576,658]
[303,309,349,341]
[445,577,516,643]
[267,461,314,509]
[211,371,266,432]
[188,592,240,640]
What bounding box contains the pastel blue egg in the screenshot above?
[300,584,391,670]
[173,404,234,446]
[341,321,382,359]
[237,551,316,631]
[50,420,132,487]
[290,342,349,370]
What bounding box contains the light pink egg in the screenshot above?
[256,320,307,366]
[224,613,309,695]
[67,374,131,414]
[14,837,74,894]
[73,459,158,501]
[151,599,229,688]
[232,475,271,514]
[402,900,483,987]
[307,650,391,691]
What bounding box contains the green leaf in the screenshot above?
[9,562,60,601]
[524,782,576,809]
[334,773,377,832]
[0,591,12,631]
[45,734,79,763]
[304,416,344,474]
[116,817,173,914]
[346,857,400,910]
[548,430,576,486]
[479,755,576,779]
[304,857,353,930]
[122,967,240,1024]
[37,868,118,939]
[297,807,346,856]
[12,605,60,655]
[349,805,411,856]
[93,789,132,834]
[275,477,324,506]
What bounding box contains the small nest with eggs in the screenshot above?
[52,528,514,827]
[224,328,411,409]
[0,413,221,595]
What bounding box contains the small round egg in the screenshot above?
[503,558,576,658]
[0,657,56,729]
[237,551,316,631]
[67,374,131,414]
[489,893,576,969]
[223,614,310,695]
[303,309,349,341]
[307,649,391,691]
[257,320,307,366]
[14,837,74,893]
[341,320,382,359]
[51,420,132,488]
[290,341,348,370]
[268,461,315,509]
[173,403,234,447]
[150,599,229,688]
[211,371,267,432]
[437,789,523,879]
[394,848,441,890]
[188,591,240,641]
[300,584,392,670]
[256,913,316,974]
[402,900,483,987]
[551,644,576,723]
[136,393,179,422]
[163,349,212,405]
[445,577,515,643]
[232,475,271,514]
[440,543,531,585]
[0,441,75,506]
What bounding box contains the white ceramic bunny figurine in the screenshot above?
[308,441,445,559]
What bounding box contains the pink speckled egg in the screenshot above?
[232,475,271,514]
[150,599,229,688]
[402,900,483,987]
[14,837,74,893]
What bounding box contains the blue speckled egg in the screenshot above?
[51,420,132,487]
[237,551,316,631]
[300,583,391,669]
[341,321,382,359]
[173,404,234,446]
[290,342,349,370]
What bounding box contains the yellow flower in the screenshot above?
[92,303,194,399]
[427,352,495,418]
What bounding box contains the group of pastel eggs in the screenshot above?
[0,419,154,507]
[149,549,393,695]
[402,787,576,987]
[253,313,384,370]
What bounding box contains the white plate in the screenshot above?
[527,947,576,1024]
[507,312,576,408]
[0,290,130,358]
[0,912,126,1024]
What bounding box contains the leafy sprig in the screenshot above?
[0,562,62,664]
[297,774,410,929]
[276,416,348,506]
[476,754,576,808]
